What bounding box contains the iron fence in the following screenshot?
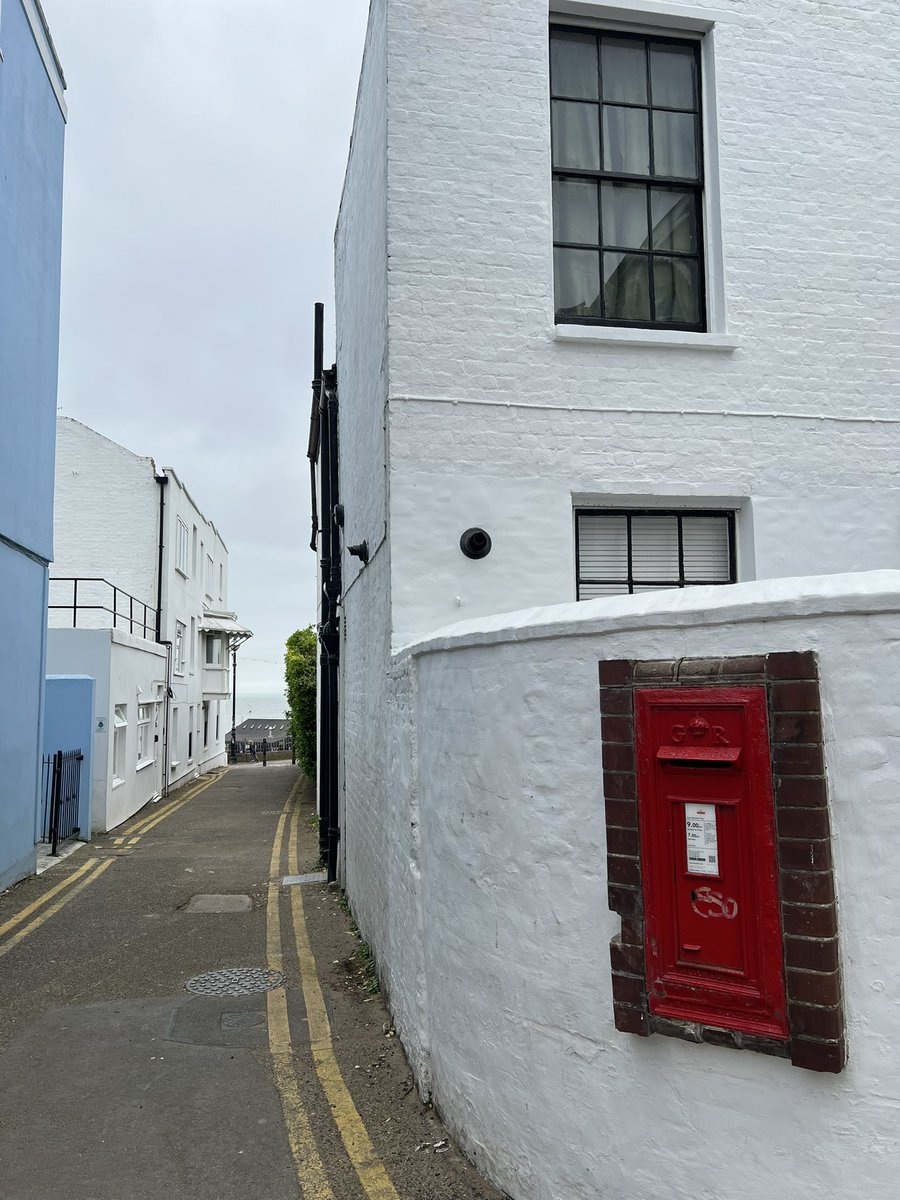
[41,749,83,855]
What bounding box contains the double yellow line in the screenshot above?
[267,786,400,1200]
[0,771,223,962]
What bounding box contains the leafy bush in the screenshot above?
[285,626,317,777]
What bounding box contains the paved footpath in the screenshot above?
[0,764,503,1200]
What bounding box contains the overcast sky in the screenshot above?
[40,0,370,702]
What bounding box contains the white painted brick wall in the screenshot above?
[335,2,900,1188]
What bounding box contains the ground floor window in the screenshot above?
[137,703,154,766]
[576,508,735,598]
[188,705,194,761]
[202,701,210,748]
[113,705,127,784]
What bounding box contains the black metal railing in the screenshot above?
[41,749,84,855]
[49,577,158,639]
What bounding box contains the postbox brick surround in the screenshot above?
[599,651,847,1074]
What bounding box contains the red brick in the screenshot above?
[784,936,840,972]
[776,807,832,839]
[600,688,633,716]
[775,777,828,808]
[599,660,634,687]
[781,903,838,938]
[676,657,724,679]
[721,656,766,677]
[771,681,821,712]
[605,797,638,829]
[772,712,823,744]
[613,1004,650,1036]
[786,968,842,1006]
[611,972,645,1006]
[790,1038,845,1074]
[633,660,677,681]
[767,651,818,680]
[619,916,644,946]
[773,744,825,776]
[780,870,835,905]
[606,825,639,857]
[608,885,642,917]
[603,742,636,773]
[607,855,641,887]
[778,839,833,872]
[610,939,645,976]
[603,772,636,801]
[788,1003,844,1041]
[600,714,634,744]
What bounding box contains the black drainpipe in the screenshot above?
[309,304,342,882]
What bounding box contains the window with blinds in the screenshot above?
[576,509,735,598]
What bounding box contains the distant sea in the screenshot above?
[235,691,290,725]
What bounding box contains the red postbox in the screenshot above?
[635,687,787,1038]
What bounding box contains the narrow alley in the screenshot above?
[0,766,502,1200]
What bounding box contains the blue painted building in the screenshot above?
[0,0,66,889]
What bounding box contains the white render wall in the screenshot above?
[391,573,900,1200]
[46,628,168,832]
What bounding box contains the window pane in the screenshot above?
[630,515,680,580]
[650,189,697,252]
[602,106,650,175]
[551,32,599,100]
[601,182,649,250]
[555,248,602,319]
[553,178,599,244]
[580,582,629,598]
[600,38,647,104]
[650,44,696,109]
[603,252,650,321]
[682,516,731,580]
[577,515,628,581]
[652,110,699,179]
[653,256,701,325]
[552,101,600,170]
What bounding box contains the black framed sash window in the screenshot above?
[551,27,706,330]
[576,509,735,598]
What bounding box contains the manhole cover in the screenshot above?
[221,1011,266,1030]
[185,967,283,997]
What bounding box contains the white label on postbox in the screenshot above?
[685,803,719,876]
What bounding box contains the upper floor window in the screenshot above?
[174,621,186,674]
[175,518,189,575]
[551,27,705,330]
[576,509,734,598]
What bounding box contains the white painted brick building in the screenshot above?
[328,2,900,1196]
[48,416,248,831]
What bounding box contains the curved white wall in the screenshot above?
[378,573,900,1200]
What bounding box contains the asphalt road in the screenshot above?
[0,764,504,1200]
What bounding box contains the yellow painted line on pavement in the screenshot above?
[113,837,126,846]
[0,856,97,939]
[287,809,401,1200]
[127,772,222,842]
[266,790,335,1200]
[0,858,116,961]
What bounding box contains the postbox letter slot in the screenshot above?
[657,745,742,766]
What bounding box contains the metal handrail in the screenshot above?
[48,576,158,640]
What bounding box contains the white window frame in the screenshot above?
[175,518,190,575]
[136,703,155,769]
[113,705,128,786]
[205,554,214,598]
[549,0,735,351]
[174,621,186,675]
[205,633,224,667]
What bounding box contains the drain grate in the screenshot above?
[185,966,283,997]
